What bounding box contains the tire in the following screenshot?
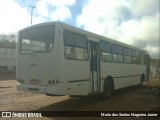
[102,79,114,99]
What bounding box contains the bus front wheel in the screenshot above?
[102,79,114,99]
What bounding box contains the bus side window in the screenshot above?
[75,34,88,60]
[112,44,123,63]
[133,50,140,64]
[64,30,75,59]
[124,48,132,64]
[140,52,145,65]
[64,46,75,59]
[100,41,112,62]
[63,30,88,60]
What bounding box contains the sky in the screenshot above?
[0,0,159,59]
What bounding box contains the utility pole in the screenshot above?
[29,5,35,25]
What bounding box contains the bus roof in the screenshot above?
[19,21,148,54]
[57,22,148,54]
[19,22,55,32]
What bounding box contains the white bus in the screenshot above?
[16,22,150,98]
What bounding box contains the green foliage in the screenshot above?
[0,34,17,49]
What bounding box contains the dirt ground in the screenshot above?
[0,73,159,120]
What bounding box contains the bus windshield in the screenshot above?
[20,25,55,54]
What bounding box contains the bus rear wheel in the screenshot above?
[141,74,145,85]
[102,79,114,99]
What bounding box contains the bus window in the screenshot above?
[124,48,132,64]
[20,25,55,54]
[100,41,112,62]
[140,52,145,64]
[76,34,88,48]
[112,44,123,63]
[133,50,140,64]
[64,46,75,59]
[64,30,75,46]
[64,30,88,60]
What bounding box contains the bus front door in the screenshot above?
[90,41,100,93]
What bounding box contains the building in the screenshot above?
[0,47,16,72]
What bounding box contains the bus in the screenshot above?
[16,22,150,98]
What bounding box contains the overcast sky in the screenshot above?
[0,0,159,59]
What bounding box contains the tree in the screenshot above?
[0,34,9,42]
[0,34,17,48]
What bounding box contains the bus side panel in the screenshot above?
[132,64,146,85]
[59,27,90,96]
[100,63,134,90]
[61,60,90,95]
[100,62,146,91]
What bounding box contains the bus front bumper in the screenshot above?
[16,82,63,95]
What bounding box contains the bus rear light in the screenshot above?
[54,80,59,84]
[52,80,55,84]
[56,80,58,83]
[48,80,51,85]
